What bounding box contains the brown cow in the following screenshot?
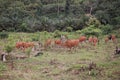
[16,42,34,51]
[44,39,55,49]
[105,34,117,43]
[79,36,87,43]
[63,39,80,51]
[88,36,98,46]
[92,36,98,46]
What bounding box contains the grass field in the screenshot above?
[0,32,120,80]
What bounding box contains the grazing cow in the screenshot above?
[79,36,87,48]
[63,39,80,51]
[16,42,34,50]
[55,39,62,45]
[79,36,87,43]
[105,34,117,43]
[92,36,98,46]
[44,39,53,49]
[88,36,98,46]
[105,37,109,43]
[88,36,93,45]
[54,39,62,48]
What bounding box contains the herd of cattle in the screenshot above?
[15,34,117,51]
[0,34,120,62]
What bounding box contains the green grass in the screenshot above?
[0,31,120,80]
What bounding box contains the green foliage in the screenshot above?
[81,25,102,37]
[53,30,61,38]
[66,27,73,32]
[65,0,72,15]
[31,37,39,41]
[86,17,101,28]
[0,32,9,39]
[76,30,81,34]
[43,31,48,35]
[100,24,113,35]
[4,44,14,53]
[0,0,119,32]
[0,62,7,73]
[31,33,40,41]
[20,22,28,32]
[89,69,99,77]
[94,0,120,26]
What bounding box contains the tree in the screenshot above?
[65,0,71,15]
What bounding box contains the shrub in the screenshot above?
[20,22,28,32]
[66,27,73,32]
[86,17,101,28]
[100,24,113,34]
[76,30,81,34]
[4,44,14,53]
[0,32,9,39]
[43,31,48,35]
[53,30,61,38]
[81,25,102,37]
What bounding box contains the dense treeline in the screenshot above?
[0,0,120,32]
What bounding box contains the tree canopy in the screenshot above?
[0,0,119,32]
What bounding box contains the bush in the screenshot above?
[76,30,81,34]
[81,25,102,37]
[4,44,14,53]
[53,30,61,38]
[100,24,113,34]
[66,27,73,32]
[20,22,28,32]
[0,32,9,39]
[42,31,48,35]
[86,17,101,28]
